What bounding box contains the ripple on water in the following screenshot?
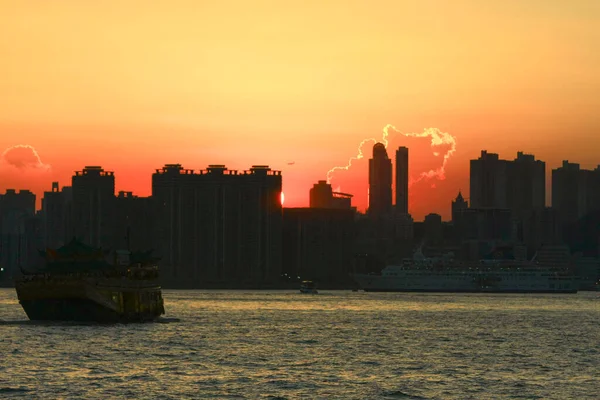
[0,289,598,399]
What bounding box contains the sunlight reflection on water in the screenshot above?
[1,289,598,399]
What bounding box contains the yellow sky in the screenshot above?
[1,0,599,217]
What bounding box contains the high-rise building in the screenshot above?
[0,189,36,280]
[114,191,154,252]
[310,181,333,208]
[451,191,468,222]
[470,151,509,208]
[152,163,283,288]
[41,182,72,249]
[282,207,355,287]
[470,150,545,213]
[151,164,197,285]
[71,166,116,248]
[368,143,392,218]
[508,152,545,214]
[395,146,409,214]
[552,161,600,223]
[309,180,353,209]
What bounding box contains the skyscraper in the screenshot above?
[0,189,36,280]
[508,152,545,214]
[41,182,72,249]
[71,166,115,248]
[470,150,508,208]
[368,143,392,218]
[552,161,600,223]
[152,163,283,287]
[470,150,545,212]
[309,180,353,209]
[395,146,409,214]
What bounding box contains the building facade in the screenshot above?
[152,164,283,288]
[71,166,116,249]
[552,161,600,224]
[368,143,392,218]
[395,146,409,214]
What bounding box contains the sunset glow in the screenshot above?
[1,1,599,219]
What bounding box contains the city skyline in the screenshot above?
[1,147,600,221]
[1,1,600,220]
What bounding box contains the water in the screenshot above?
[1,289,598,399]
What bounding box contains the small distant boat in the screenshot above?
[299,280,318,294]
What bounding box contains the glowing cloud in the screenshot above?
[326,124,457,188]
[383,124,457,186]
[0,144,51,171]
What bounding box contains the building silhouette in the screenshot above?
[282,207,355,287]
[395,146,409,214]
[509,152,545,214]
[470,150,508,208]
[451,191,468,222]
[470,150,545,212]
[151,163,195,285]
[423,213,443,245]
[41,182,72,249]
[71,166,115,248]
[0,189,36,280]
[152,163,283,288]
[309,180,353,209]
[368,143,392,218]
[552,161,600,224]
[114,191,154,252]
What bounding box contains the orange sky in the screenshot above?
[1,1,599,220]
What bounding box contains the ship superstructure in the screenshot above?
[352,247,577,293]
[15,239,165,322]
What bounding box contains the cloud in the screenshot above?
[0,144,51,171]
[326,124,457,188]
[0,145,52,202]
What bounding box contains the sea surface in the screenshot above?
[1,289,598,399]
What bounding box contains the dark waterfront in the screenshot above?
[1,289,598,399]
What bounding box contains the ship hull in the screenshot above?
[15,279,165,323]
[352,273,578,294]
[20,299,123,322]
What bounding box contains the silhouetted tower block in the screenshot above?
[239,166,283,285]
[470,150,509,208]
[152,163,283,288]
[424,213,443,245]
[310,181,333,208]
[282,207,355,286]
[553,162,600,224]
[41,182,72,249]
[508,152,545,214]
[517,207,562,258]
[0,189,36,279]
[471,150,546,215]
[71,166,115,249]
[152,164,196,284]
[114,191,154,252]
[368,143,392,218]
[395,146,409,214]
[552,161,584,224]
[309,180,353,209]
[331,192,353,209]
[451,191,468,222]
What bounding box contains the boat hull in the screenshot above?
[20,299,123,322]
[352,273,578,294]
[15,279,165,323]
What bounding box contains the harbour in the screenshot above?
[1,289,598,399]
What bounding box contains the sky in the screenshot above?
[1,0,599,220]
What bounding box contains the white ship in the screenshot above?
[352,247,578,293]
